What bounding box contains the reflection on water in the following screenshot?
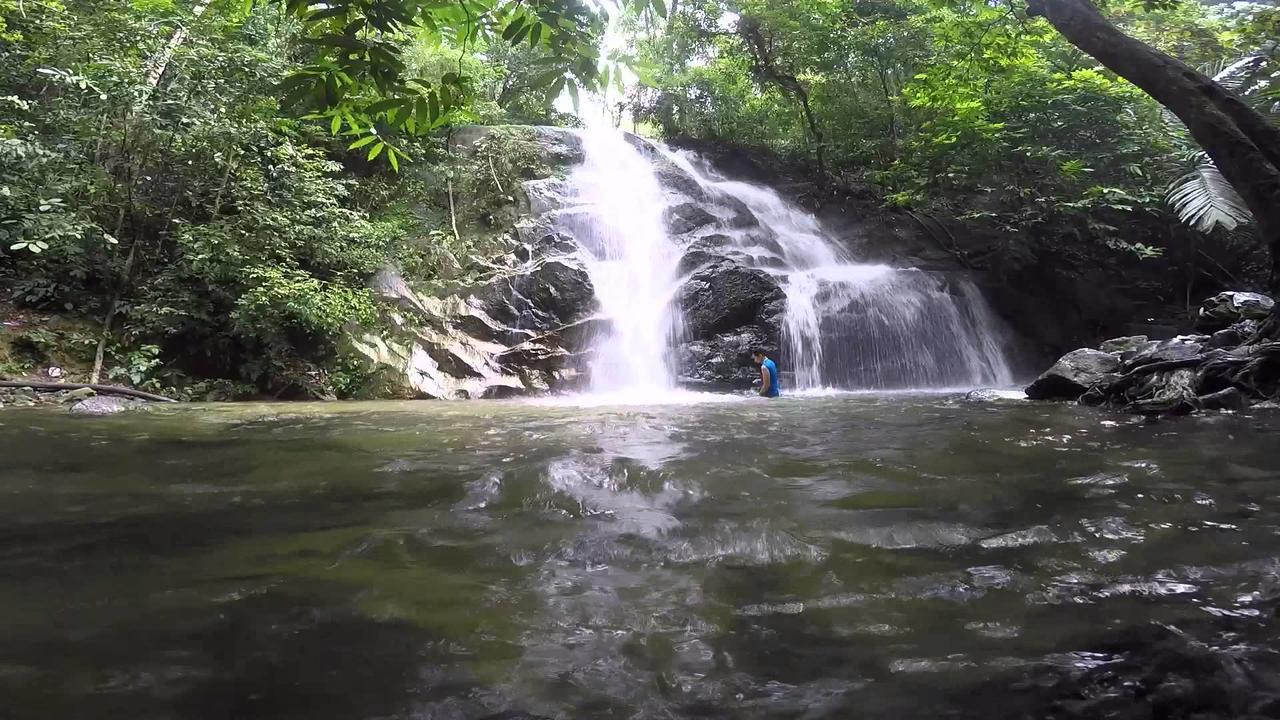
[1,396,1279,718]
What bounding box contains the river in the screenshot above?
[2,395,1279,718]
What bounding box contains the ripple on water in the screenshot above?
[978,525,1060,549]
[830,521,989,549]
[1080,516,1146,542]
[666,521,827,566]
[540,455,685,537]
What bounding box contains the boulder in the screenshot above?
[1204,319,1260,350]
[474,256,596,334]
[1123,338,1205,371]
[448,125,584,166]
[679,259,786,341]
[69,396,144,416]
[522,178,573,214]
[527,257,595,326]
[59,387,96,403]
[1197,387,1247,412]
[1124,368,1199,415]
[1195,291,1275,332]
[1025,349,1122,400]
[664,202,718,235]
[1099,335,1149,354]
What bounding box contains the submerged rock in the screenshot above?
[1025,349,1121,401]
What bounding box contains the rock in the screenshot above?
[522,178,572,214]
[448,125,584,166]
[69,396,143,416]
[1123,338,1205,371]
[59,387,97,403]
[1196,291,1275,332]
[963,389,1006,402]
[1099,335,1149,354]
[679,259,786,342]
[527,258,595,326]
[664,202,718,235]
[1025,349,1121,401]
[677,327,778,389]
[1208,327,1246,350]
[1124,367,1199,414]
[1197,387,1247,412]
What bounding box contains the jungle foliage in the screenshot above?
[628,0,1278,285]
[0,0,654,397]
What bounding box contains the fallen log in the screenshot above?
[0,381,177,403]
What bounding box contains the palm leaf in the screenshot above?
[1166,158,1253,233]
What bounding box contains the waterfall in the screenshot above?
[667,152,1015,390]
[546,127,1013,394]
[559,128,685,393]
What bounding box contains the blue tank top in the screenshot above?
[762,358,781,397]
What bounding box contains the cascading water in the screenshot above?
[548,126,1012,394]
[558,129,685,394]
[663,151,1015,391]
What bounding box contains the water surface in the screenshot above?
[2,396,1278,718]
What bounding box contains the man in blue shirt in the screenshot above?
[752,349,781,398]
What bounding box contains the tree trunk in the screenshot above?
[738,16,828,179]
[1026,0,1280,291]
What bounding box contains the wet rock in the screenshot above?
[1123,338,1206,371]
[60,386,96,403]
[1196,291,1275,332]
[1197,387,1247,412]
[69,396,144,416]
[448,125,584,166]
[527,258,595,326]
[679,259,785,342]
[522,178,572,214]
[1099,335,1149,354]
[1124,367,1199,415]
[1207,320,1260,350]
[1025,349,1121,401]
[664,202,718,235]
[677,327,778,389]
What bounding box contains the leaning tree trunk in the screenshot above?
[1026,0,1280,290]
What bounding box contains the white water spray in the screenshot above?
[562,129,685,394]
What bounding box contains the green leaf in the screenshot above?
[387,147,400,172]
[368,142,385,161]
[330,114,342,135]
[566,79,579,111]
[348,135,378,150]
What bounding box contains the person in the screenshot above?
[752,350,781,398]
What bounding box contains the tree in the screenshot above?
[1024,0,1280,288]
[269,0,669,161]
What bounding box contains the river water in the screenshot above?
[2,396,1279,718]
